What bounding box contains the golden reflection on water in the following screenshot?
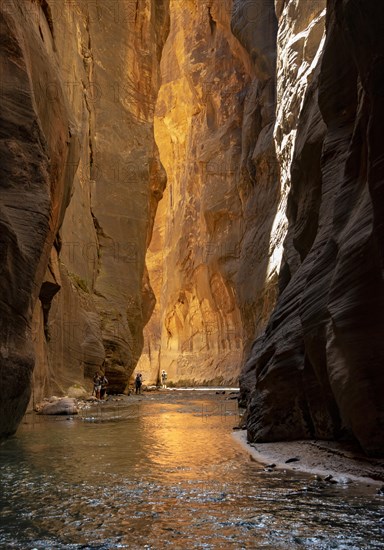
[0,392,383,549]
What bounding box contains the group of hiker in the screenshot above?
[92,367,168,399]
[135,369,167,393]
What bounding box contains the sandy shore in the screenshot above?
[233,430,384,486]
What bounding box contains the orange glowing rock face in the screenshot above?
[138,0,277,386]
[138,0,328,389]
[2,0,334,441]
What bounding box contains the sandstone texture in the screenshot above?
[242,0,384,457]
[137,0,281,386]
[0,0,78,436]
[0,0,169,437]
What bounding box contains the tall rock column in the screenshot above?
[315,0,384,455]
[32,0,170,398]
[77,0,170,392]
[231,0,279,355]
[140,0,249,385]
[239,0,327,397]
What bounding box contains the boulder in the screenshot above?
[37,398,78,416]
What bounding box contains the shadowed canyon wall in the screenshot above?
[242,0,384,457]
[0,0,169,435]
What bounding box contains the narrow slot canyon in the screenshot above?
[0,1,383,547]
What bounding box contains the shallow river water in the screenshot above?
[0,391,383,549]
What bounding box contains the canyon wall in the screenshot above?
[139,0,383,455]
[0,0,77,435]
[138,0,326,387]
[243,0,384,456]
[0,0,169,436]
[137,0,281,386]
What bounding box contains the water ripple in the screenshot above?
[0,393,383,549]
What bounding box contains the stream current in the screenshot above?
[0,391,383,549]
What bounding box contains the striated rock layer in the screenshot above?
[242,0,384,456]
[0,0,78,435]
[0,0,169,436]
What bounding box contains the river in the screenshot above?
[0,391,383,549]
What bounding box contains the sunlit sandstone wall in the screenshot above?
[139,0,326,387]
[138,0,277,385]
[243,0,384,456]
[140,0,251,386]
[0,0,169,435]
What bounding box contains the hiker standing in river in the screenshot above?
[100,372,108,400]
[135,372,142,395]
[93,371,102,399]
